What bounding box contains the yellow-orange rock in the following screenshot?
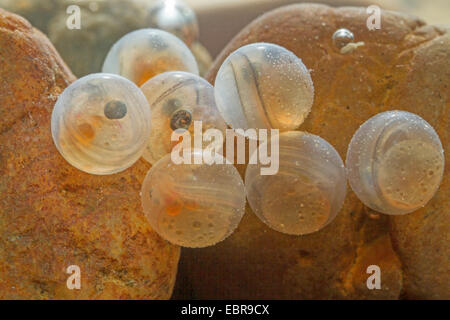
[0,9,180,300]
[174,4,449,299]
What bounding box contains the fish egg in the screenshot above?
[245,131,347,235]
[346,111,445,215]
[102,28,199,86]
[214,43,314,131]
[51,73,151,175]
[145,0,199,47]
[140,71,227,164]
[141,150,246,248]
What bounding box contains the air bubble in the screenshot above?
[332,28,354,49]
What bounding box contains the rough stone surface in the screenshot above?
[0,9,180,300]
[174,4,450,299]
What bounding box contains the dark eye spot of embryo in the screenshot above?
[170,109,193,131]
[104,100,128,120]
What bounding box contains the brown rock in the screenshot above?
[0,9,180,299]
[386,28,450,299]
[174,4,449,299]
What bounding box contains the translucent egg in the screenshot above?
[141,150,246,248]
[51,73,151,175]
[346,111,445,215]
[140,71,227,164]
[245,131,347,235]
[146,0,199,47]
[332,28,354,49]
[214,43,314,131]
[102,28,199,86]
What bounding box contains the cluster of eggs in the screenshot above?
[51,9,445,248]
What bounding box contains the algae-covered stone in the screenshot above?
[0,0,212,77]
